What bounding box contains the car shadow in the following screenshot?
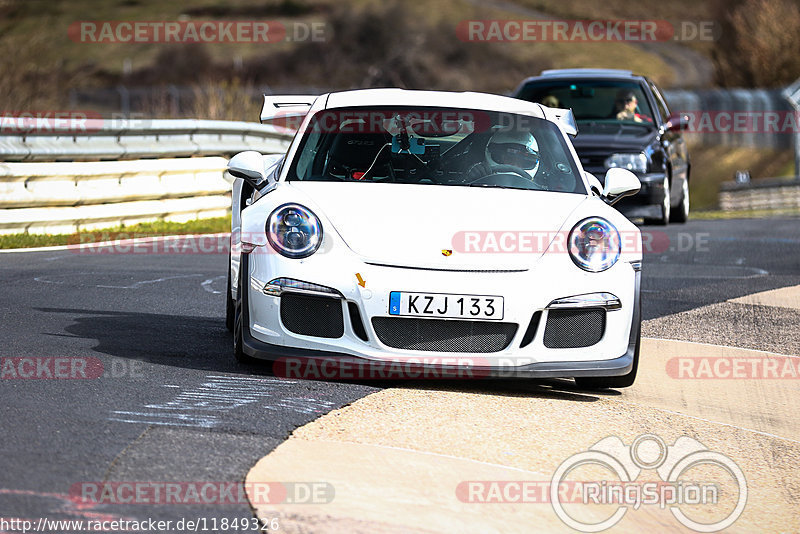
[36,307,245,374]
[36,307,620,401]
[395,378,620,402]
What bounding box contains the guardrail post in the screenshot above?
[782,77,800,178]
[117,85,131,117]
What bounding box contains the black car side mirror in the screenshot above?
[666,112,689,132]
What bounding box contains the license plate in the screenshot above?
[388,291,504,320]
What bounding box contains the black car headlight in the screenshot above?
[568,217,620,272]
[266,203,323,259]
[605,153,647,174]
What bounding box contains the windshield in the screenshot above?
[286,107,586,194]
[516,80,655,135]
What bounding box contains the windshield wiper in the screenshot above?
[464,183,527,190]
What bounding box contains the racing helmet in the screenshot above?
[485,128,540,177]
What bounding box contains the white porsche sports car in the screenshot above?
[225,89,643,389]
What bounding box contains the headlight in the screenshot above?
[568,218,620,272]
[605,153,647,174]
[267,204,322,258]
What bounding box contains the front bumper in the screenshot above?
[239,252,641,379]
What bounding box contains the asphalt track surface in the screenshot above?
[0,217,798,530]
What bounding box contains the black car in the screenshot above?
[513,69,690,224]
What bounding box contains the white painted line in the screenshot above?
[97,274,204,289]
[34,272,206,289]
[201,275,226,294]
[307,439,553,478]
[609,399,800,446]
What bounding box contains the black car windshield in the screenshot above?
[286,107,586,194]
[517,80,656,135]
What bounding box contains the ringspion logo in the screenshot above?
[550,434,747,532]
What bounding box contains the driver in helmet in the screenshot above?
[466,127,540,182]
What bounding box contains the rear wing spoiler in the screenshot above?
[260,95,319,123]
[539,105,578,136]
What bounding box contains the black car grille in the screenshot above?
[579,153,609,171]
[543,309,606,349]
[371,317,517,353]
[280,293,344,338]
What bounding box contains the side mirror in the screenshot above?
[602,168,641,206]
[666,112,689,132]
[227,151,271,189]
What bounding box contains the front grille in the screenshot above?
[543,308,605,348]
[578,153,611,174]
[280,293,344,338]
[371,317,517,353]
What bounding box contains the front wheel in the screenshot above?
[644,175,670,226]
[225,256,234,332]
[233,263,256,364]
[670,178,689,223]
[574,324,640,390]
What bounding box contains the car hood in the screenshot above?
[571,130,657,153]
[286,182,587,270]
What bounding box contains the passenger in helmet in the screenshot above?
[466,127,540,182]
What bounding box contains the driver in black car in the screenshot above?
[466,128,540,182]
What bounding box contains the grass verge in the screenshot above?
[691,208,800,220]
[0,216,231,250]
[687,144,795,210]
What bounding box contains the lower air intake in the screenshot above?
[543,308,605,348]
[371,317,517,353]
[280,293,344,338]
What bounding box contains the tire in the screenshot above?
[574,324,640,390]
[233,262,256,364]
[225,255,234,332]
[644,175,670,226]
[670,177,690,223]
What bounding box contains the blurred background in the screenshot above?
[1,0,799,211]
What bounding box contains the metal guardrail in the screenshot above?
[0,119,294,161]
[662,89,794,150]
[67,85,797,151]
[0,119,295,234]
